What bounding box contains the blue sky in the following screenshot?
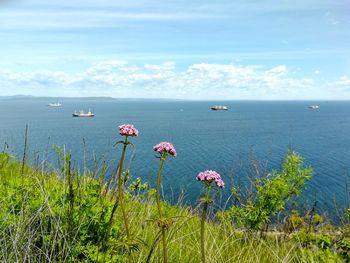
[0,0,349,99]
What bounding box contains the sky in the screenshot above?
[0,0,349,99]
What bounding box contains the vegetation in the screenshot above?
[229,152,313,232]
[0,138,350,261]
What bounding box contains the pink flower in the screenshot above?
[196,170,224,188]
[153,142,177,157]
[119,124,139,137]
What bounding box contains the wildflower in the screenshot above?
[153,141,177,157]
[197,170,224,263]
[119,124,139,137]
[103,123,139,258]
[196,170,225,188]
[153,141,176,263]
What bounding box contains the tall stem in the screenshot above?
[103,136,129,257]
[118,137,130,239]
[200,202,208,263]
[156,155,167,263]
[200,185,211,263]
[20,124,28,225]
[21,124,28,182]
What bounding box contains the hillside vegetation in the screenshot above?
[0,147,349,262]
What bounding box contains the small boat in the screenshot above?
[48,102,62,107]
[72,109,95,117]
[308,105,319,109]
[211,105,228,111]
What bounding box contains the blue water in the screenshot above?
[1,98,349,217]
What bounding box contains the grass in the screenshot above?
[0,152,345,262]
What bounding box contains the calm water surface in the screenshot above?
[1,98,349,216]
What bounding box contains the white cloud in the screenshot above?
[331,76,350,90]
[0,0,326,30]
[0,61,315,99]
[0,9,219,29]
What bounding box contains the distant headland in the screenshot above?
[0,95,184,101]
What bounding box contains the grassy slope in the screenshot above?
[0,153,341,262]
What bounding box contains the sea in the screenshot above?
[1,97,349,219]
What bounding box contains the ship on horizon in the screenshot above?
[47,102,62,107]
[211,105,228,111]
[72,109,95,117]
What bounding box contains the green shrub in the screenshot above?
[292,229,315,248]
[338,238,350,262]
[313,214,324,226]
[284,210,304,232]
[317,234,333,250]
[229,151,313,231]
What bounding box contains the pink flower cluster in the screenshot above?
[153,142,177,157]
[196,170,225,188]
[119,124,139,137]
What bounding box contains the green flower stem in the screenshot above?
[103,136,130,257]
[156,153,168,263]
[118,136,130,239]
[200,185,211,263]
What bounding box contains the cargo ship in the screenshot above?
[211,105,228,111]
[48,102,62,107]
[72,109,95,117]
